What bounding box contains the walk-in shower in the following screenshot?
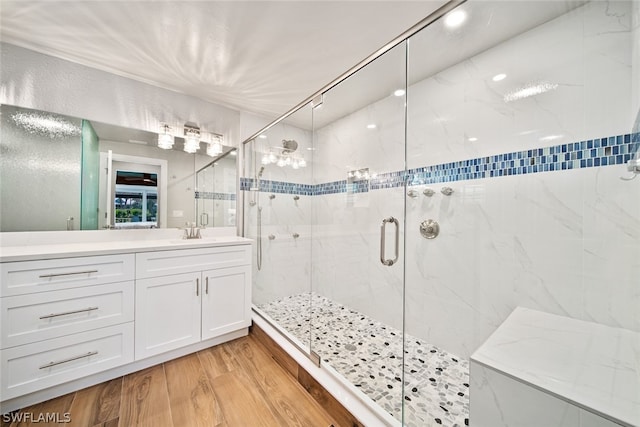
[242,1,640,425]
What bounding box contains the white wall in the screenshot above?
[0,43,241,146]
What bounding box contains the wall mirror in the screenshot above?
[0,104,237,232]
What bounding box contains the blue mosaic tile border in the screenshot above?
[349,180,370,194]
[240,133,639,196]
[370,171,407,190]
[239,178,314,195]
[195,191,236,201]
[317,180,348,195]
[408,133,640,185]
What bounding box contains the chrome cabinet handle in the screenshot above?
[39,307,98,319]
[196,278,200,296]
[39,270,98,279]
[205,277,209,295]
[380,217,399,266]
[39,351,98,369]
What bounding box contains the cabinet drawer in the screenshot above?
[1,281,134,349]
[136,245,251,279]
[1,254,135,297]
[0,323,134,400]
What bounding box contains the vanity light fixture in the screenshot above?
[183,126,201,153]
[206,133,224,157]
[157,124,174,150]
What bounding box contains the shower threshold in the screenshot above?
[258,293,469,427]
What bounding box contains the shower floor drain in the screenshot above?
[258,293,470,427]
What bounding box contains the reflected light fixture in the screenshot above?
[393,89,406,97]
[492,73,507,82]
[504,81,558,103]
[183,126,201,153]
[157,124,174,149]
[444,9,467,28]
[11,111,81,139]
[367,124,377,129]
[468,137,478,142]
[540,134,563,142]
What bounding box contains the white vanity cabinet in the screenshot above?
[0,236,252,413]
[134,245,251,359]
[0,254,135,400]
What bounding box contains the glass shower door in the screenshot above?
[246,105,315,353]
[310,41,408,424]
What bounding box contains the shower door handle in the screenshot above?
[380,217,399,266]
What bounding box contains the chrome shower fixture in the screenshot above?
[261,139,306,169]
[441,187,454,196]
[281,139,298,153]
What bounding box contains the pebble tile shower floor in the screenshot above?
[258,293,470,427]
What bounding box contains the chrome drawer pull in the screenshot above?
[39,270,98,279]
[39,351,98,369]
[39,306,99,319]
[205,277,209,295]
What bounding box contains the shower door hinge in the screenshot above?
[309,350,321,367]
[312,94,324,109]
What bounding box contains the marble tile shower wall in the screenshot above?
[244,1,640,358]
[244,125,314,306]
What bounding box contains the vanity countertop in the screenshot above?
[471,307,640,427]
[0,229,252,262]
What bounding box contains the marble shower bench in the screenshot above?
[470,307,639,427]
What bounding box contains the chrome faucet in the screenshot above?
[183,222,202,239]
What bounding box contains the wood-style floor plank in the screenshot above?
[164,353,224,427]
[3,332,346,427]
[229,336,338,427]
[91,419,119,427]
[118,364,172,427]
[196,341,240,381]
[67,377,122,426]
[208,370,282,427]
[9,392,74,427]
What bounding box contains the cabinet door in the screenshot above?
[135,272,201,360]
[201,266,251,340]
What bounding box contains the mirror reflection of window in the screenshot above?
[114,171,158,228]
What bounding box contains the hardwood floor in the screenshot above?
[1,335,339,427]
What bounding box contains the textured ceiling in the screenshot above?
[0,1,449,120]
